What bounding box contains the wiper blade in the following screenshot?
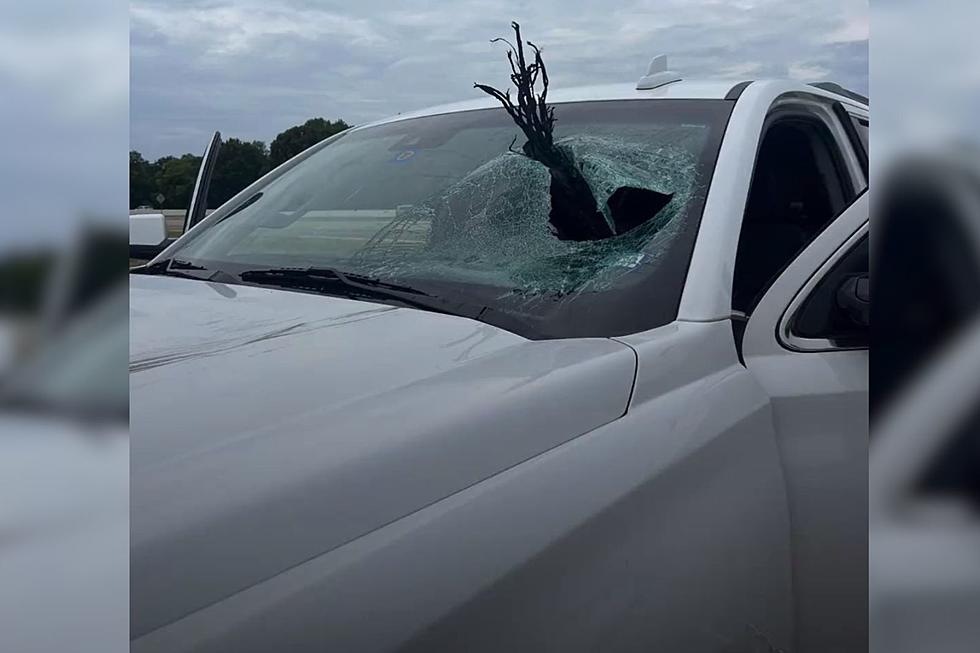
[240,266,428,294]
[237,266,475,317]
[134,258,241,284]
[132,258,210,280]
[169,258,209,271]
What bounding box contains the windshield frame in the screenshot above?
[153,98,736,339]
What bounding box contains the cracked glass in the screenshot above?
[170,99,733,338]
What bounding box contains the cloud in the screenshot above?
[823,13,869,44]
[131,3,385,56]
[0,0,128,251]
[788,61,832,81]
[0,21,127,119]
[131,0,869,159]
[873,0,980,156]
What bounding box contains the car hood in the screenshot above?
[130,274,636,636]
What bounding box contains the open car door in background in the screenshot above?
[129,131,221,263]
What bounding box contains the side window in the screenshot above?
[732,113,857,314]
[788,233,869,349]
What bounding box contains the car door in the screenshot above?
[741,192,869,653]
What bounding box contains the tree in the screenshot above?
[474,22,612,241]
[130,151,157,209]
[154,154,202,210]
[475,22,663,240]
[130,117,350,210]
[270,118,350,167]
[209,139,271,207]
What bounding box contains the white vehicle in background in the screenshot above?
[129,62,869,653]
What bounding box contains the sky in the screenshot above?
[0,1,127,251]
[130,0,869,160]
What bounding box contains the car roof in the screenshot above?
[356,78,868,130]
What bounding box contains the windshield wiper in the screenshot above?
[239,266,427,293]
[134,258,243,285]
[169,258,209,271]
[132,257,209,279]
[139,262,538,336]
[237,266,480,318]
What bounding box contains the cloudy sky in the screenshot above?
[132,0,868,159]
[0,1,127,250]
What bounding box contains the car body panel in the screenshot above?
[358,80,867,131]
[130,274,636,637]
[358,80,744,128]
[133,320,793,653]
[742,194,869,653]
[130,79,869,652]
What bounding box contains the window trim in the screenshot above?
[731,97,863,315]
[834,101,869,179]
[755,107,856,203]
[778,220,869,352]
[768,93,867,196]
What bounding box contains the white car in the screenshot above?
[130,69,869,653]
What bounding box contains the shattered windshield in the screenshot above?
[171,99,732,338]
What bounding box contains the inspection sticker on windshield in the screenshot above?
[390,150,417,163]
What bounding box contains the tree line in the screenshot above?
[130,118,350,210]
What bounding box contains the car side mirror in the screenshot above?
[836,274,869,328]
[129,213,172,262]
